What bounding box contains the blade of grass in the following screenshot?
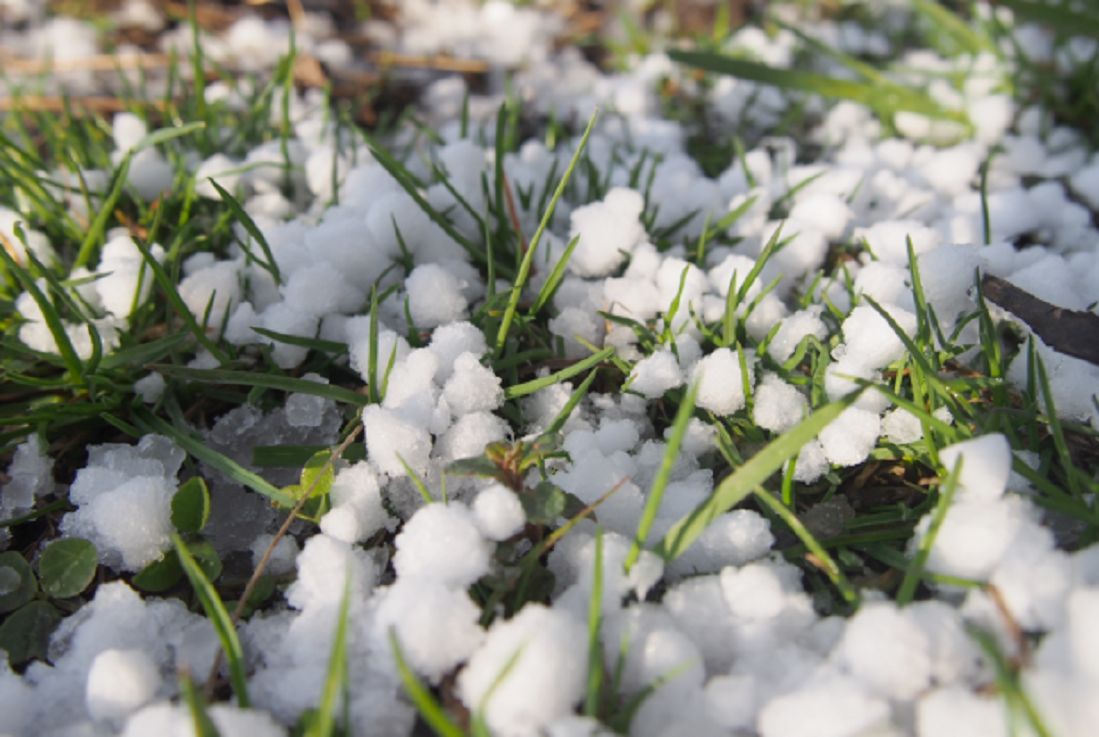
[584,527,605,717]
[305,575,351,737]
[495,110,599,356]
[657,391,862,560]
[541,366,600,438]
[528,234,581,317]
[897,456,962,605]
[172,534,250,708]
[180,671,222,737]
[389,631,466,737]
[504,347,614,400]
[996,0,1099,40]
[135,410,294,507]
[150,364,367,406]
[625,382,698,572]
[208,179,281,285]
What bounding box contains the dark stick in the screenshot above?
[981,273,1099,367]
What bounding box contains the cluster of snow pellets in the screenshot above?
[2,1,1099,736]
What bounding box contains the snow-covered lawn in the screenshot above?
[1,1,1099,736]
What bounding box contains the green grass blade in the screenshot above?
[541,366,600,438]
[305,575,351,737]
[996,0,1099,40]
[150,365,367,406]
[668,50,964,123]
[180,672,222,737]
[505,347,614,400]
[897,456,962,605]
[172,534,250,708]
[389,631,466,737]
[752,486,858,606]
[495,110,599,356]
[626,382,698,572]
[529,234,581,317]
[912,0,989,55]
[207,179,281,285]
[584,527,605,717]
[657,392,862,560]
[136,410,294,507]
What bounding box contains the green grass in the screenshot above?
[1,2,1098,734]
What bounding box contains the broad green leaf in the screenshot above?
[133,551,184,593]
[657,392,863,560]
[38,538,98,599]
[172,477,211,534]
[0,600,61,665]
[519,481,573,526]
[0,551,37,613]
[446,455,508,483]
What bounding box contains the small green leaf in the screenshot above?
[520,481,583,526]
[172,477,211,534]
[446,456,508,482]
[38,538,98,599]
[188,540,223,583]
[300,450,335,498]
[133,551,184,593]
[0,551,37,613]
[0,600,61,665]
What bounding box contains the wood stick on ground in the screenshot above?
[981,273,1099,367]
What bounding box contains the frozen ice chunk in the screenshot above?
[393,503,491,586]
[442,352,504,416]
[407,263,469,328]
[837,304,917,370]
[85,648,161,722]
[472,483,525,541]
[121,702,287,737]
[436,411,509,462]
[939,434,1012,502]
[917,687,1008,737]
[838,601,931,700]
[94,234,161,319]
[178,260,242,326]
[458,604,587,737]
[363,405,432,478]
[346,318,411,386]
[285,534,375,611]
[692,347,754,415]
[372,579,484,683]
[914,495,1033,580]
[281,261,364,318]
[666,509,774,578]
[753,373,808,433]
[756,676,891,737]
[548,306,606,359]
[133,372,166,404]
[284,373,333,428]
[768,307,828,364]
[1,435,52,517]
[429,321,489,381]
[818,407,881,467]
[882,407,924,444]
[629,349,684,399]
[568,187,646,277]
[324,462,387,544]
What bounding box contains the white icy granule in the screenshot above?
[284,378,332,429]
[567,187,646,277]
[256,301,318,369]
[1,435,52,517]
[194,153,241,198]
[662,575,737,673]
[121,702,286,737]
[548,306,606,359]
[133,372,165,404]
[628,349,683,399]
[0,658,32,736]
[436,411,509,462]
[285,534,375,612]
[363,405,432,478]
[383,349,441,419]
[791,439,829,483]
[442,352,504,416]
[60,469,175,572]
[406,263,470,328]
[178,260,242,326]
[85,648,161,723]
[915,494,1033,581]
[906,599,985,686]
[393,503,491,587]
[753,373,808,433]
[458,604,587,737]
[837,601,931,700]
[472,483,525,541]
[916,687,1008,737]
[938,434,1011,502]
[345,318,411,385]
[855,219,939,265]
[281,261,363,318]
[836,304,917,370]
[320,462,387,545]
[818,407,881,467]
[788,192,853,241]
[720,561,794,622]
[1069,156,1099,210]
[666,509,775,578]
[371,579,484,684]
[756,675,891,737]
[0,206,56,266]
[249,533,299,577]
[550,530,663,614]
[882,407,923,444]
[692,347,754,415]
[94,233,161,319]
[768,307,828,364]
